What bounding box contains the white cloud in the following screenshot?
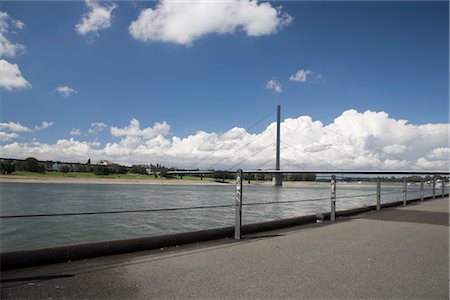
[289,69,311,82]
[111,118,170,139]
[34,121,53,131]
[304,143,331,153]
[75,0,117,36]
[0,139,103,162]
[0,59,31,91]
[14,19,24,30]
[88,122,107,134]
[0,131,19,142]
[70,128,82,136]
[383,144,407,155]
[0,111,448,170]
[0,11,25,58]
[55,85,77,97]
[0,121,52,134]
[416,148,449,170]
[266,79,282,93]
[0,121,31,132]
[129,0,292,45]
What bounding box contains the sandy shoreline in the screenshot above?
[0,176,236,186]
[0,176,316,186]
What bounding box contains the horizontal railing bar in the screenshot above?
[0,204,236,219]
[381,191,416,196]
[242,197,330,206]
[338,193,378,199]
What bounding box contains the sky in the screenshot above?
[0,0,449,170]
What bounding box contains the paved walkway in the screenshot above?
[1,197,449,299]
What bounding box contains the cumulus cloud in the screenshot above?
[75,0,117,36]
[289,69,323,83]
[0,121,52,143]
[289,69,311,82]
[0,59,31,91]
[266,79,282,93]
[0,131,19,142]
[0,11,25,58]
[416,148,449,169]
[383,144,407,155]
[129,0,292,45]
[111,118,170,139]
[0,111,448,170]
[0,121,31,132]
[70,128,82,136]
[34,121,53,131]
[55,85,77,97]
[88,122,107,134]
[0,139,103,162]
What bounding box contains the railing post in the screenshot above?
[330,175,336,221]
[420,179,424,202]
[403,179,407,206]
[442,178,445,198]
[234,169,243,240]
[432,177,436,199]
[376,179,381,211]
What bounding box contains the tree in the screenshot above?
[24,157,46,173]
[130,165,147,175]
[87,159,91,165]
[60,165,70,173]
[92,165,111,176]
[287,173,317,181]
[77,164,87,172]
[0,160,15,174]
[112,165,128,174]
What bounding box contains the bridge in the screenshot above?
[167,105,448,180]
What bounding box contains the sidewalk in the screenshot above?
[1,197,448,299]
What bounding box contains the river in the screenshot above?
[0,181,444,252]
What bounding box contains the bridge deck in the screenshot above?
[1,197,449,299]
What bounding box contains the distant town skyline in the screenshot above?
[0,1,448,170]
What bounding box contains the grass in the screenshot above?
[2,171,159,180]
[0,171,229,182]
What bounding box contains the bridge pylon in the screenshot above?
[273,104,282,186]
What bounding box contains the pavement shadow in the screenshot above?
[1,274,74,283]
[361,209,449,227]
[242,234,284,240]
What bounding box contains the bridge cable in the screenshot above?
[282,125,355,158]
[283,113,426,171]
[321,126,427,170]
[189,109,276,169]
[226,143,274,171]
[281,141,341,170]
[207,127,275,170]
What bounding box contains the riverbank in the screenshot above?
[0,175,235,186]
[0,174,325,186]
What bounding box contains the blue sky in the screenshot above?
[0,1,448,169]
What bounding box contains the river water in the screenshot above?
[0,181,445,252]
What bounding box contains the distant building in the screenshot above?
[99,160,114,166]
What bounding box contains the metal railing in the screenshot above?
[229,169,449,239]
[1,170,448,245]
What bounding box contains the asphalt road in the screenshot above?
[1,197,448,299]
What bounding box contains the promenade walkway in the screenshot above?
[1,197,448,299]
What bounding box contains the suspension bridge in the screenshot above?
[168,105,449,181]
